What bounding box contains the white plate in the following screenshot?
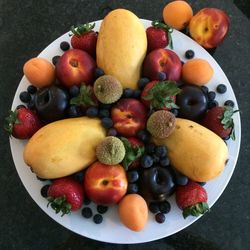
[10,19,241,244]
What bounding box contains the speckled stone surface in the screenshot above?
[0,0,250,249]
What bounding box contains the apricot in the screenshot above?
[163,0,193,30]
[182,59,214,85]
[23,57,55,88]
[118,194,148,232]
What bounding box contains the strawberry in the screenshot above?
[176,181,209,219]
[47,177,84,216]
[141,80,181,110]
[146,20,173,53]
[70,23,98,57]
[202,106,238,140]
[4,107,42,139]
[120,137,145,170]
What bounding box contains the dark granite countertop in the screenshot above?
[0,0,250,249]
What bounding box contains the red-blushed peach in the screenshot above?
[84,161,127,205]
[189,8,230,49]
[55,49,96,88]
[142,49,182,81]
[111,98,148,137]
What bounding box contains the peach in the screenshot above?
[23,57,55,88]
[189,8,230,48]
[163,0,193,30]
[118,194,148,232]
[182,59,214,85]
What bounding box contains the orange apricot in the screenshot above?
[163,0,193,30]
[118,194,148,232]
[23,57,55,88]
[182,58,214,85]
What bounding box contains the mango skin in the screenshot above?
[96,9,147,89]
[153,118,228,182]
[23,117,106,179]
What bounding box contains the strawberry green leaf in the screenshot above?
[70,22,95,36]
[4,110,20,135]
[120,137,145,171]
[182,202,210,219]
[47,195,72,217]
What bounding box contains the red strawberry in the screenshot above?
[47,177,84,216]
[176,181,209,219]
[127,137,144,170]
[4,107,42,139]
[146,20,173,53]
[141,80,181,110]
[70,23,98,57]
[202,106,238,140]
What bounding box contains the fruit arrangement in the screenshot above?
[5,2,239,236]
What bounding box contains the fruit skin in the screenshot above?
[189,8,230,49]
[142,48,182,82]
[47,177,84,215]
[111,98,147,137]
[202,106,236,139]
[176,181,209,218]
[5,107,42,139]
[182,59,214,85]
[23,117,106,179]
[118,194,148,232]
[163,0,193,30]
[153,118,228,182]
[96,9,147,89]
[70,23,98,57]
[23,57,55,88]
[55,49,96,88]
[84,161,128,205]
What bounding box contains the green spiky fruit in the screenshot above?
[94,75,123,104]
[96,136,126,165]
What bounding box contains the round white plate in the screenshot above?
[10,19,241,244]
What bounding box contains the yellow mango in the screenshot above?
[153,118,228,182]
[23,117,106,179]
[96,9,147,89]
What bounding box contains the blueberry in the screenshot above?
[93,214,103,224]
[207,100,218,109]
[198,182,206,186]
[145,143,155,154]
[153,155,160,164]
[224,135,230,141]
[158,72,167,81]
[155,146,167,158]
[69,85,80,97]
[16,104,26,110]
[127,170,139,183]
[155,212,166,223]
[67,105,82,118]
[216,84,227,94]
[138,77,150,90]
[82,207,93,218]
[101,117,113,129]
[224,100,235,108]
[83,197,91,205]
[40,184,50,198]
[149,202,160,214]
[141,155,154,168]
[160,158,170,167]
[19,91,31,103]
[94,67,105,79]
[123,88,134,98]
[97,205,108,214]
[127,183,139,194]
[74,172,84,183]
[60,41,70,51]
[175,173,188,186]
[185,49,195,59]
[98,109,110,118]
[107,128,117,136]
[86,107,99,118]
[27,99,35,110]
[137,130,150,143]
[208,91,216,101]
[52,55,61,65]
[201,86,209,95]
[133,89,141,99]
[27,85,37,94]
[159,201,171,214]
[171,108,179,117]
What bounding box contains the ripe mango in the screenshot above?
[23,117,106,179]
[96,9,147,89]
[153,118,228,182]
